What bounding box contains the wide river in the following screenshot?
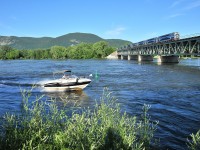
[0,59,200,149]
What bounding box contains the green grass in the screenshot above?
[0,88,158,150]
[188,130,200,150]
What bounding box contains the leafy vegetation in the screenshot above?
[0,88,158,150]
[0,41,116,60]
[188,130,200,150]
[0,33,132,49]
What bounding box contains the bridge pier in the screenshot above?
[117,55,121,59]
[121,55,128,60]
[157,55,179,63]
[128,55,138,60]
[138,55,153,61]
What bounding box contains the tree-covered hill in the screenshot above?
[0,33,132,49]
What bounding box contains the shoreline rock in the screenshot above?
[106,51,118,59]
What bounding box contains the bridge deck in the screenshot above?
[118,36,200,56]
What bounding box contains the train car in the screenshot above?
[146,38,158,44]
[158,32,180,42]
[131,32,180,48]
[130,43,137,48]
[137,40,146,45]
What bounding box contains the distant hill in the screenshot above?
[0,33,132,49]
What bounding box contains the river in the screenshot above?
[0,59,200,149]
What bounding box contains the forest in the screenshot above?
[0,41,116,60]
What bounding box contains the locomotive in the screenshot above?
[134,32,180,46]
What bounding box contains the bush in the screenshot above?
[188,130,200,150]
[0,88,158,150]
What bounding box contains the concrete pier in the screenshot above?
[128,55,138,60]
[157,55,179,63]
[138,55,153,61]
[117,55,121,59]
[121,55,128,60]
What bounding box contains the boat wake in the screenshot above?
[0,81,40,88]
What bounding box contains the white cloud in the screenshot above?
[105,27,126,36]
[166,0,199,20]
[184,0,200,10]
[170,0,184,8]
[167,13,184,19]
[164,13,184,20]
[170,0,200,10]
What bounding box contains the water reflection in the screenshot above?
[44,90,90,107]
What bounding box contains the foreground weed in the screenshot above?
[138,104,159,148]
[188,130,200,150]
[0,87,158,150]
[53,88,158,150]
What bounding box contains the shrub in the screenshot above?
[188,130,200,150]
[0,88,158,150]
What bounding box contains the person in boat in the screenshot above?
[62,74,69,79]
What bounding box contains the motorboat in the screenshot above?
[40,70,91,92]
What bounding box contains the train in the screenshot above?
[133,32,180,46]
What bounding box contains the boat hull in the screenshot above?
[41,78,91,92]
[42,83,90,92]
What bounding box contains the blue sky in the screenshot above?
[0,0,200,42]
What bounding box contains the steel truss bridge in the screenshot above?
[118,34,200,57]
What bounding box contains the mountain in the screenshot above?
[0,33,132,50]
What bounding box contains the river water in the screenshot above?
[0,59,200,149]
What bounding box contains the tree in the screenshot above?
[50,46,67,59]
[0,46,14,59]
[105,47,116,56]
[0,45,13,52]
[0,42,116,60]
[43,49,51,59]
[92,41,109,58]
[67,45,80,59]
[0,49,5,59]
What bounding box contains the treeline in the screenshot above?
[0,41,116,60]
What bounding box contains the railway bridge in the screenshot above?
[117,34,200,63]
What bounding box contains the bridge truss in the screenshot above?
[118,36,200,56]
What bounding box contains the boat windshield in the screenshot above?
[53,70,71,75]
[53,70,72,79]
[70,75,78,78]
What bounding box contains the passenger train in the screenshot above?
[133,32,180,47]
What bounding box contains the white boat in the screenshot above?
[41,70,91,92]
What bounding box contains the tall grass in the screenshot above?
[188,130,200,150]
[0,88,158,150]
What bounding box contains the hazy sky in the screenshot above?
[0,0,200,42]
